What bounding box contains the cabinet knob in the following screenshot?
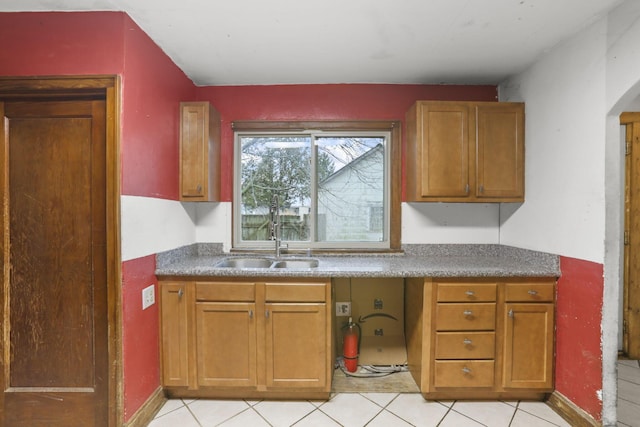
[479,184,484,194]
[463,338,473,345]
[465,184,470,194]
[178,288,184,298]
[463,310,473,316]
[462,366,471,374]
[265,309,270,318]
[465,290,475,296]
[249,309,253,318]
[508,309,514,318]
[196,184,202,193]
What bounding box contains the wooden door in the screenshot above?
[417,102,471,198]
[502,303,554,390]
[0,98,109,426]
[622,112,640,358]
[475,103,525,200]
[264,303,327,389]
[196,302,257,388]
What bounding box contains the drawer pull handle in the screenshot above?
[249,309,253,319]
[462,366,471,374]
[465,290,475,296]
[528,290,538,296]
[463,310,473,316]
[463,338,473,345]
[178,288,184,298]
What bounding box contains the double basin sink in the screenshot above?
[214,257,319,270]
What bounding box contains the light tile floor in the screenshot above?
[149,360,640,426]
[618,359,640,427]
[149,390,573,427]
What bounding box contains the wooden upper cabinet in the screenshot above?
[476,103,524,200]
[405,101,524,202]
[179,102,221,201]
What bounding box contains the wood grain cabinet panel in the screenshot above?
[196,302,257,388]
[179,102,220,201]
[405,278,555,400]
[405,101,524,202]
[160,282,194,388]
[159,278,332,399]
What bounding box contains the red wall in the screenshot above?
[118,14,196,422]
[197,84,497,201]
[556,256,604,421]
[0,12,125,75]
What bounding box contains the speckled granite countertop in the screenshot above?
[155,244,560,279]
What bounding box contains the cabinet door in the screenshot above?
[196,302,257,388]
[417,102,471,198]
[475,103,524,201]
[503,303,554,390]
[264,303,328,389]
[160,282,191,387]
[179,102,220,201]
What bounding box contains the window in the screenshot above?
[232,121,401,251]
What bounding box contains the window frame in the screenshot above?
[231,120,401,252]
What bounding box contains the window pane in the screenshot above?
[240,136,311,242]
[316,137,386,242]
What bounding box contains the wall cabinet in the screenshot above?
[179,102,220,201]
[159,278,332,399]
[405,101,524,202]
[405,277,555,400]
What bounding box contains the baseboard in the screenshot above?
[547,391,601,427]
[123,386,166,427]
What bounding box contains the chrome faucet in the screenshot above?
[270,194,284,257]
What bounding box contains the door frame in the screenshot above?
[0,76,122,426]
[621,112,640,358]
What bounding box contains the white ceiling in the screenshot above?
[0,0,624,86]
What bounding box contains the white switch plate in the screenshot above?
[142,284,155,310]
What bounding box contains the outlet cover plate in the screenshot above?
[142,284,155,310]
[336,301,351,316]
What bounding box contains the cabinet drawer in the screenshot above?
[434,360,495,388]
[505,282,554,302]
[196,282,255,302]
[436,303,496,331]
[437,283,497,302]
[435,332,495,359]
[265,282,327,302]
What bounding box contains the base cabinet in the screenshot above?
[405,277,555,400]
[159,279,332,399]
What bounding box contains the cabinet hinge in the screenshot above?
[624,319,629,335]
[625,230,630,245]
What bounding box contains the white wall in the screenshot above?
[121,197,232,261]
[402,203,500,244]
[498,2,640,424]
[498,19,608,264]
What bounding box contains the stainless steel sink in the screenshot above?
[213,257,319,269]
[271,258,319,269]
[213,257,274,268]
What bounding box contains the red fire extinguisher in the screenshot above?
[342,317,360,373]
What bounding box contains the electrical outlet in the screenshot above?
[336,302,351,316]
[142,284,155,310]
